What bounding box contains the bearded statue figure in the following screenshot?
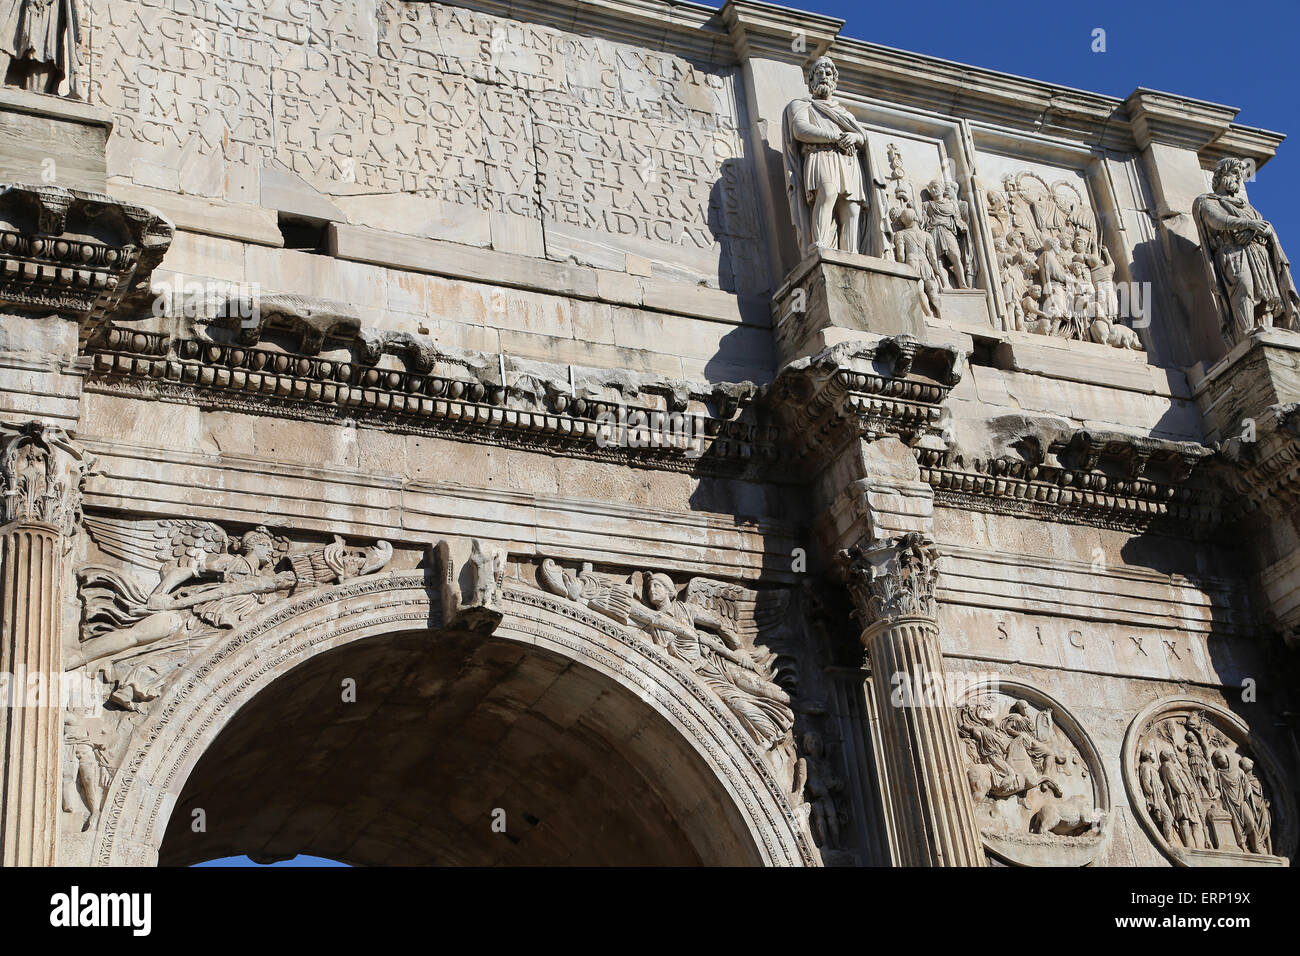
[1193,157,1300,346]
[781,55,889,259]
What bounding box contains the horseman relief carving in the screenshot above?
[957,684,1108,866]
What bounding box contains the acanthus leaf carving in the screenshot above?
[837,532,939,629]
[0,420,94,538]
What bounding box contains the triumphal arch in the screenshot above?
[0,0,1297,867]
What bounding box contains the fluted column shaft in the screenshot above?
[862,615,984,866]
[840,532,985,867]
[0,524,62,865]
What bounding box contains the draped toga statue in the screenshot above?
[1193,157,1300,346]
[781,55,889,259]
[0,0,80,95]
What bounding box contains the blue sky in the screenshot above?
[763,0,1300,249]
[194,855,348,867]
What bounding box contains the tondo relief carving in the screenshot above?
[957,681,1109,866]
[1124,699,1293,866]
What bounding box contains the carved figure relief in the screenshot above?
[922,178,974,290]
[984,172,1140,350]
[782,56,890,258]
[0,0,80,95]
[538,559,794,754]
[437,537,507,632]
[1124,699,1292,865]
[1193,157,1300,346]
[892,206,943,318]
[61,517,394,832]
[792,731,844,850]
[75,515,392,673]
[881,145,979,314]
[956,681,1109,866]
[61,708,120,833]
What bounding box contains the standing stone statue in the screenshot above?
[893,207,942,318]
[0,0,80,95]
[1193,157,1300,346]
[923,178,972,289]
[782,56,887,258]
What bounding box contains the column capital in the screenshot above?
[1,420,95,538]
[837,532,939,633]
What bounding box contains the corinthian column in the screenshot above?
[0,422,91,866]
[839,533,985,866]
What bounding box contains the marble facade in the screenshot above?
[0,0,1295,867]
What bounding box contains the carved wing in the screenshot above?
[683,577,790,649]
[84,515,229,574]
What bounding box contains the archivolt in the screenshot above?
[92,572,816,866]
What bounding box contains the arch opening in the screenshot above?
[159,628,765,866]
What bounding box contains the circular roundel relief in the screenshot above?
[1123,698,1294,867]
[956,680,1109,867]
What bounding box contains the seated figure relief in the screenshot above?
[538,559,795,753]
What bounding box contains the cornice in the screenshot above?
[0,182,173,344]
[719,4,1284,163]
[720,0,842,62]
[84,327,782,480]
[918,428,1220,535]
[1124,88,1239,152]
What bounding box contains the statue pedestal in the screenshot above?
[772,248,926,364]
[1191,327,1300,647]
[937,288,994,329]
[0,88,112,192]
